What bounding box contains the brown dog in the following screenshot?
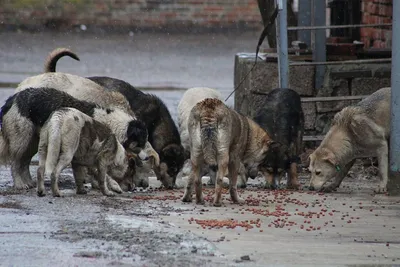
[182,98,275,206]
[308,87,390,193]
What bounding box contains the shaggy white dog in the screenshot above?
[37,107,130,197]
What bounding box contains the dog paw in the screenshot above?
[182,194,193,203]
[14,181,29,190]
[213,201,222,207]
[196,197,205,205]
[37,190,46,197]
[287,182,301,190]
[374,185,387,194]
[52,192,61,197]
[232,198,245,205]
[103,190,115,197]
[108,180,123,194]
[76,188,88,195]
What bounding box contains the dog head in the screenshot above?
[153,144,185,189]
[243,138,281,179]
[124,120,148,152]
[108,140,129,180]
[308,148,340,191]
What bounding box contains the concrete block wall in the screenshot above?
[234,53,391,137]
[360,0,393,48]
[0,0,262,32]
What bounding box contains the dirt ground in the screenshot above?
[1,159,400,267]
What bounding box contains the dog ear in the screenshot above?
[321,148,337,166]
[127,120,148,149]
[267,140,281,152]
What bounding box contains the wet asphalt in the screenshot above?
[1,31,400,267]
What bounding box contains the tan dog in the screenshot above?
[309,87,390,193]
[182,98,275,206]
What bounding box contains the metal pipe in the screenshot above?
[276,0,289,88]
[389,0,400,195]
[312,0,326,90]
[290,58,392,66]
[288,23,392,31]
[297,0,312,46]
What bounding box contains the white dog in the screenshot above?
[37,107,130,197]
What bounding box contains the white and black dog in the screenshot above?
[37,107,129,197]
[0,87,148,190]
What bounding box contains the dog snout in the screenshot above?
[249,170,258,179]
[138,150,148,161]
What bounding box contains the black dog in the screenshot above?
[252,88,304,189]
[88,77,185,189]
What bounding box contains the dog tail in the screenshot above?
[44,119,63,177]
[194,98,223,167]
[44,48,80,73]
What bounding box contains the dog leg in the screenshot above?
[263,171,276,189]
[51,154,74,197]
[36,166,46,197]
[228,160,244,204]
[214,156,229,207]
[96,163,114,197]
[182,158,200,203]
[11,158,31,190]
[72,163,88,195]
[194,160,205,205]
[287,162,301,189]
[375,142,389,194]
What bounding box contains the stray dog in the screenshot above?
[87,76,185,189]
[15,48,158,190]
[253,88,304,189]
[37,108,128,197]
[0,87,148,190]
[43,48,181,189]
[308,87,390,193]
[177,87,249,188]
[182,98,275,207]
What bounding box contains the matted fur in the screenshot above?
[182,98,275,206]
[309,87,390,193]
[36,108,128,197]
[177,87,249,188]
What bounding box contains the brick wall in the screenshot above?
[360,0,393,48]
[0,0,262,32]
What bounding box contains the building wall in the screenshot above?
[0,0,262,32]
[360,0,393,48]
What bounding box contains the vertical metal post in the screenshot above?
[312,0,326,90]
[389,0,400,195]
[298,0,312,47]
[276,0,289,88]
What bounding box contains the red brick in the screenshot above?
[360,27,372,37]
[372,39,387,48]
[361,36,372,48]
[378,4,392,16]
